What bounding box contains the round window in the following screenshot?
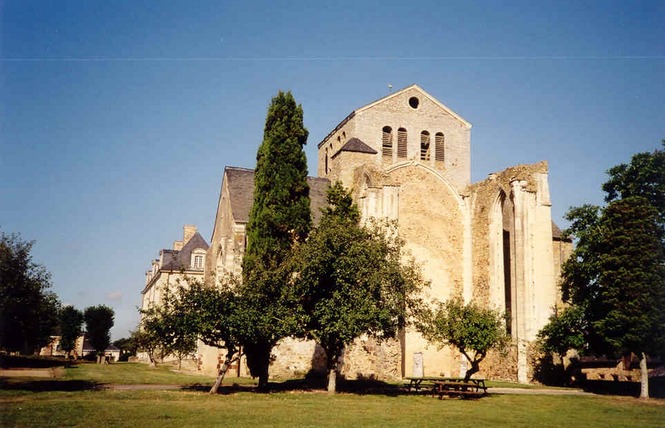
[409,97,420,109]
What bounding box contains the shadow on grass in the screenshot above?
[0,355,69,369]
[0,378,103,392]
[582,377,665,399]
[195,376,408,396]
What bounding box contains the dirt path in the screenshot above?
[490,387,592,395]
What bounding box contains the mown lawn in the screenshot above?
[63,361,220,385]
[1,362,664,427]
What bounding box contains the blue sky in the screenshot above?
[1,1,664,339]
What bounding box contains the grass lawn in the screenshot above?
[1,362,664,427]
[63,361,220,385]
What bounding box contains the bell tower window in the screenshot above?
[435,132,445,162]
[420,131,430,161]
[397,128,407,158]
[382,126,393,158]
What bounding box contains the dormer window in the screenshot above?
[191,249,206,270]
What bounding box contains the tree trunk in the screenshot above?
[210,354,236,394]
[257,368,269,390]
[464,362,480,382]
[327,366,337,394]
[639,352,649,399]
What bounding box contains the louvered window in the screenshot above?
[382,126,393,158]
[420,131,431,161]
[397,128,407,158]
[435,132,445,162]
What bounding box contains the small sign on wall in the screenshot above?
[413,352,424,377]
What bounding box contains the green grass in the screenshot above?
[1,362,664,427]
[2,389,664,427]
[62,362,220,385]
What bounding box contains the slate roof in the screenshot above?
[224,166,330,224]
[332,137,377,158]
[161,232,210,271]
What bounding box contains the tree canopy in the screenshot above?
[241,90,311,388]
[0,231,60,354]
[149,280,247,393]
[541,142,665,398]
[417,298,507,381]
[59,306,84,358]
[140,288,197,370]
[602,140,665,222]
[292,182,427,393]
[84,305,114,362]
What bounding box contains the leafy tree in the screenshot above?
[417,298,507,381]
[150,287,198,370]
[548,142,665,399]
[292,183,427,393]
[59,306,84,358]
[172,280,247,393]
[602,141,665,222]
[132,326,162,367]
[241,91,311,389]
[537,304,587,358]
[0,231,60,354]
[112,336,137,361]
[84,305,114,363]
[594,197,665,398]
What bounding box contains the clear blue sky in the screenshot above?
[1,1,664,339]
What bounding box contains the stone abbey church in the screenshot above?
[142,84,571,383]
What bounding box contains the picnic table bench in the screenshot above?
[403,376,446,393]
[433,378,488,399]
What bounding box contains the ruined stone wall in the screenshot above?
[469,161,549,308]
[267,337,401,381]
[481,345,519,382]
[385,164,467,377]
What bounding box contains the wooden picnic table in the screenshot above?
[432,378,488,399]
[403,376,447,392]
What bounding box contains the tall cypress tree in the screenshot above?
[241,91,310,388]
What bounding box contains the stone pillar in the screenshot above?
[382,186,399,220]
[511,179,529,383]
[462,196,473,304]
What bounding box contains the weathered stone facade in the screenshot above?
[197,84,571,382]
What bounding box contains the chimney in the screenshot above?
[183,224,197,244]
[173,240,183,251]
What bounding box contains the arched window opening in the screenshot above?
[435,132,445,162]
[397,128,407,158]
[382,126,393,158]
[420,131,431,161]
